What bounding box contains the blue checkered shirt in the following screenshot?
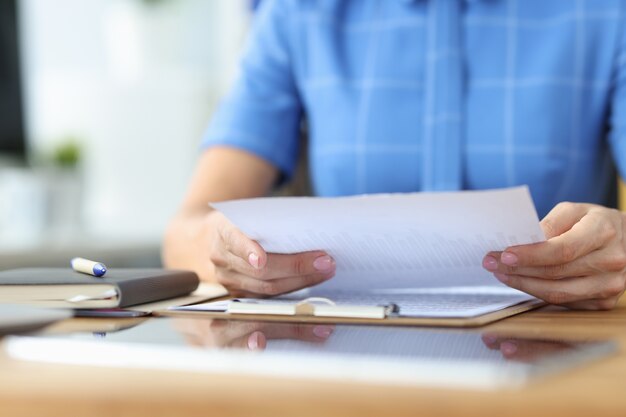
[202,0,626,217]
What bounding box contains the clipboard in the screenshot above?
[158,297,546,328]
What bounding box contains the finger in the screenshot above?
[222,250,336,281]
[262,323,335,343]
[221,270,336,297]
[485,242,626,279]
[481,334,575,361]
[209,321,266,346]
[484,251,595,279]
[263,252,336,279]
[560,296,622,311]
[220,223,268,270]
[228,325,334,349]
[481,333,501,350]
[177,320,263,348]
[540,202,591,239]
[213,330,268,351]
[227,331,267,351]
[224,322,333,344]
[497,213,606,268]
[493,272,624,306]
[497,339,573,363]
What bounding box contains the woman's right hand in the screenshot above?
[162,147,336,297]
[204,210,336,297]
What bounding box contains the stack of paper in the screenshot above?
[183,187,545,319]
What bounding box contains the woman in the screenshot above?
[163,0,626,309]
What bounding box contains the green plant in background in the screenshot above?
[29,135,84,169]
[140,0,171,7]
[51,138,81,168]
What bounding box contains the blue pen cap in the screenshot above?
[92,263,107,277]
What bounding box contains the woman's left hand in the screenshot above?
[482,202,626,310]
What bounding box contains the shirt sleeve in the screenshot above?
[201,0,302,180]
[608,11,626,179]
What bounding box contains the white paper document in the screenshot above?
[200,187,546,318]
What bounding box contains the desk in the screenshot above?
[1,301,625,417]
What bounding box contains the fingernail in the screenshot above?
[501,341,518,356]
[247,331,266,350]
[482,334,497,345]
[313,325,333,338]
[247,331,260,350]
[501,252,518,266]
[313,255,334,272]
[248,253,260,269]
[494,272,509,283]
[482,255,498,271]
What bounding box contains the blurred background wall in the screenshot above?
[0,0,252,267]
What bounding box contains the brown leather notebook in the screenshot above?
[0,268,199,309]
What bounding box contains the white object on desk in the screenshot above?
[4,319,618,390]
[225,297,392,319]
[70,257,108,277]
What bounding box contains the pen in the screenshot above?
[70,257,107,277]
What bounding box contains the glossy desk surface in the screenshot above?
[1,300,625,417]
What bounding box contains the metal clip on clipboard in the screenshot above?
[227,297,399,320]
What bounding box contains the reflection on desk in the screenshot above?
[4,317,617,390]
